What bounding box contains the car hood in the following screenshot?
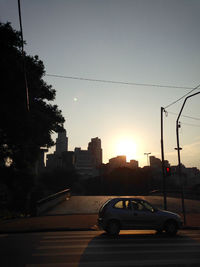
[156,209,181,219]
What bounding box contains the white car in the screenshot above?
[98,198,183,236]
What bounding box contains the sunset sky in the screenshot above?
[1,0,200,168]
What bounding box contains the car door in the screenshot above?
[129,199,157,229]
[111,199,133,229]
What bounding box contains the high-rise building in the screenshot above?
[55,129,68,155]
[46,133,102,178]
[74,148,99,178]
[46,129,74,170]
[88,137,102,167]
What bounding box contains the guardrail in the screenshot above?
[36,188,70,216]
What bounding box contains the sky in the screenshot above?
[1,0,200,168]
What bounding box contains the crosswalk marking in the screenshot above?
[40,231,200,239]
[27,230,200,267]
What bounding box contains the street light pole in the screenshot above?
[176,91,200,225]
[161,107,167,210]
[144,152,151,165]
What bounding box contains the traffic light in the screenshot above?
[166,167,171,176]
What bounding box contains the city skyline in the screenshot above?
[1,0,200,168]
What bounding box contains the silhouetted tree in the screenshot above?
[0,166,34,213]
[0,22,65,170]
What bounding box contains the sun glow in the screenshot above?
[115,139,137,162]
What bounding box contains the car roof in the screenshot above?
[109,197,145,202]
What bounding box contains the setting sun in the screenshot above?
[115,139,137,161]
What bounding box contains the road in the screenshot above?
[1,230,200,267]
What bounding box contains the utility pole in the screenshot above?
[144,152,151,165]
[176,91,200,225]
[18,0,30,111]
[161,107,167,210]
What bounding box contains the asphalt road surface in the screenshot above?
[1,230,200,266]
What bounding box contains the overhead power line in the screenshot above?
[167,111,200,121]
[164,84,200,109]
[45,73,194,90]
[181,122,200,128]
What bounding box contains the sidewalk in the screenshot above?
[0,213,200,234]
[0,214,98,233]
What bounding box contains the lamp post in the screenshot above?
[144,152,151,166]
[176,91,200,225]
[161,107,167,210]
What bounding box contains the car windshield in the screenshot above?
[140,200,156,212]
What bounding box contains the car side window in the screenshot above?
[125,200,131,209]
[130,200,145,211]
[114,200,124,209]
[130,200,139,210]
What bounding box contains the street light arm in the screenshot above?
[176,91,200,124]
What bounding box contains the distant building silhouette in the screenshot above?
[46,129,74,171]
[149,155,169,169]
[129,159,139,168]
[107,156,138,172]
[55,129,68,154]
[46,132,102,178]
[88,137,102,167]
[74,137,103,178]
[74,148,98,178]
[109,155,127,170]
[46,151,74,171]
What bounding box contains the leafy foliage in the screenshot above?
[0,22,65,169]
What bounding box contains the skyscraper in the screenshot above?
[55,129,68,155]
[88,137,102,167]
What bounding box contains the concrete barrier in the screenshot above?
[36,189,70,216]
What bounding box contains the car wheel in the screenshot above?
[106,220,120,236]
[164,220,178,236]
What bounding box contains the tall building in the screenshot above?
[46,129,74,171]
[55,129,68,155]
[74,148,99,178]
[46,133,102,178]
[88,137,102,167]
